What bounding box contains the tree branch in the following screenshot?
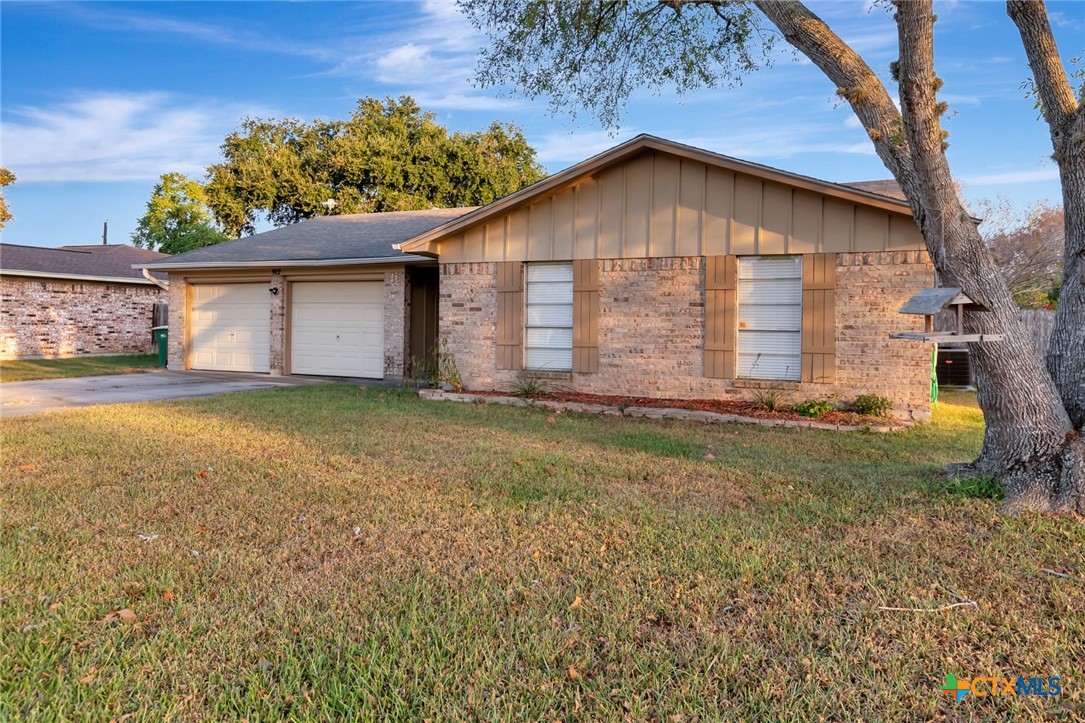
[1007,0,1079,131]
[751,1,913,187]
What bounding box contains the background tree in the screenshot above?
[0,168,16,230]
[204,96,546,237]
[132,173,230,254]
[461,0,1084,513]
[975,198,1064,308]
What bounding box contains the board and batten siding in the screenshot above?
[436,150,925,263]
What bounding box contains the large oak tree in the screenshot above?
[131,173,230,254]
[462,0,1084,513]
[205,96,547,237]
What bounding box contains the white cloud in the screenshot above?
[962,168,1060,186]
[532,129,638,166]
[1,92,271,183]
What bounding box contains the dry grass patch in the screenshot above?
[1,386,1081,720]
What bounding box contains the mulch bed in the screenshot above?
[465,389,893,427]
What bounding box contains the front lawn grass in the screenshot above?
[1,386,1081,720]
[0,354,158,383]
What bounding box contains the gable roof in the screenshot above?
[139,207,476,270]
[0,243,169,283]
[399,134,918,254]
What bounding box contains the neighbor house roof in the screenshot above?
[0,243,169,284]
[399,134,920,254]
[139,208,476,270]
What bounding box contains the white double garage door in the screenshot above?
[190,281,384,378]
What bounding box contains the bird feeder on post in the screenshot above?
[890,287,1003,343]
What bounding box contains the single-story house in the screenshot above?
[1,243,169,359]
[142,135,934,418]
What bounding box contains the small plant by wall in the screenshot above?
[434,338,463,392]
[752,386,790,411]
[792,399,835,418]
[853,394,894,418]
[511,373,549,398]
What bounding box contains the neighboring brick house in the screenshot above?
[138,135,936,419]
[0,243,169,359]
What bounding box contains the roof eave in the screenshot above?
[0,269,160,285]
[135,254,434,271]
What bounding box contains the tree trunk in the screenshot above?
[756,0,1084,513]
[1007,0,1085,429]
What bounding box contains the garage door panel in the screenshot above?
[290,282,384,378]
[190,283,271,373]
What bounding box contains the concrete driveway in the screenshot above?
[0,370,320,418]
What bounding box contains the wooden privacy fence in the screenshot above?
[936,308,1055,355]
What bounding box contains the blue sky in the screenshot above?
[1,0,1082,248]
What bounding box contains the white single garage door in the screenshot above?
[291,281,384,378]
[190,284,271,372]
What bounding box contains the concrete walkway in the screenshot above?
[0,370,325,418]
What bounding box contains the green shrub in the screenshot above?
[853,394,894,417]
[792,399,834,418]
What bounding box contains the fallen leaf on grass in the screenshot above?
[49,602,61,612]
[101,609,138,625]
[569,596,583,611]
[18,464,36,472]
[163,590,175,602]
[568,665,581,681]
[195,470,208,479]
[80,667,97,684]
[546,417,556,424]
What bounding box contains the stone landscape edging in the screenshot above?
[417,389,907,433]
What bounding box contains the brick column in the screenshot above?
[383,270,409,379]
[269,270,285,376]
[166,277,187,370]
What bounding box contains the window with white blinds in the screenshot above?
[525,262,573,371]
[737,256,802,381]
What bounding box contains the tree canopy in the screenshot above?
[0,168,16,230]
[461,0,1085,513]
[204,96,547,237]
[131,173,230,255]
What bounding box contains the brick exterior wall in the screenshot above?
[1,276,165,360]
[383,270,409,378]
[439,253,934,420]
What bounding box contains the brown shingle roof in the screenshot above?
[143,207,476,268]
[0,243,169,281]
[842,180,907,201]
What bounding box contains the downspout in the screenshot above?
[142,267,169,290]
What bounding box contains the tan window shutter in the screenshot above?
[496,261,523,371]
[801,253,837,383]
[572,260,600,373]
[704,255,737,379]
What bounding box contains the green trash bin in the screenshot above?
[151,326,168,368]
